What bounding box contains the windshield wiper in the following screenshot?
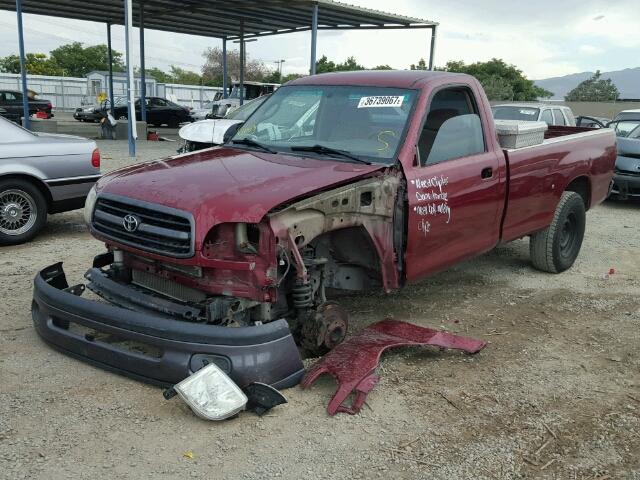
[231,138,276,154]
[290,144,371,164]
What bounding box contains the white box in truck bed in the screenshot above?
[494,119,548,149]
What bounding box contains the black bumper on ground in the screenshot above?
[32,263,305,389]
[611,172,640,198]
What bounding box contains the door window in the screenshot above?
[552,109,566,126]
[149,98,168,107]
[2,92,20,101]
[540,109,553,125]
[418,87,485,165]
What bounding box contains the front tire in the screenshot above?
[0,180,48,245]
[530,191,585,273]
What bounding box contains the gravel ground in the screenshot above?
[1,140,639,479]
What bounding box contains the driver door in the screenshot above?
[405,85,505,280]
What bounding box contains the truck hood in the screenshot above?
[178,119,242,144]
[96,147,384,244]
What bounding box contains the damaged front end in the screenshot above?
[31,167,405,388]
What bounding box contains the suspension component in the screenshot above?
[292,281,313,308]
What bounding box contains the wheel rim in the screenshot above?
[559,212,577,258]
[0,189,38,236]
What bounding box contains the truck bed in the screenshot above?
[500,127,617,242]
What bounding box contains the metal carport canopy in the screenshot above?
[0,0,438,39]
[5,0,438,156]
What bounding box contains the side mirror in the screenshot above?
[223,122,244,143]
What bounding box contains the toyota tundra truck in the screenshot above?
[32,71,616,390]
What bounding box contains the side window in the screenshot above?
[553,109,566,126]
[418,87,485,165]
[540,109,553,125]
[149,98,168,107]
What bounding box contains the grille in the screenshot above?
[92,195,194,258]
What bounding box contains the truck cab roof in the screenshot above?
[289,70,474,89]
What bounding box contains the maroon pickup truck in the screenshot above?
[32,71,616,390]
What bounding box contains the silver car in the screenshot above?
[492,103,576,126]
[0,116,101,244]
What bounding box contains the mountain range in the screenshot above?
[534,67,640,100]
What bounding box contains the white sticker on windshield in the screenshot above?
[519,109,537,115]
[357,95,404,108]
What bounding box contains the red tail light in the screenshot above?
[91,148,101,168]
[47,102,53,109]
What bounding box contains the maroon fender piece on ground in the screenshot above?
[300,319,487,416]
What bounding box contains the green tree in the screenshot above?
[373,64,393,70]
[0,53,62,76]
[564,71,619,102]
[410,58,428,71]
[201,47,269,86]
[437,58,553,101]
[143,67,173,83]
[314,55,366,74]
[49,42,124,77]
[168,66,202,85]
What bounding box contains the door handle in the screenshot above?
[481,167,493,179]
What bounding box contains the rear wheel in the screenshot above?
[530,191,585,273]
[0,179,47,245]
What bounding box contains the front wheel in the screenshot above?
[0,180,48,245]
[530,191,586,273]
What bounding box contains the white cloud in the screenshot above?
[0,0,638,80]
[579,45,603,55]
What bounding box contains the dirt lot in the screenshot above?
[1,140,639,479]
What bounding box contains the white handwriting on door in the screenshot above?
[411,175,451,236]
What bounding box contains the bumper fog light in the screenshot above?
[174,363,247,421]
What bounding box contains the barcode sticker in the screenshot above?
[357,95,404,108]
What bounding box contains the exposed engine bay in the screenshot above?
[88,170,405,355]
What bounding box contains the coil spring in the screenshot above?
[292,282,313,309]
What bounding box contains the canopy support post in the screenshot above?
[15,0,29,129]
[239,20,244,106]
[310,3,318,75]
[124,0,136,157]
[139,1,147,122]
[428,25,437,71]
[107,21,115,115]
[222,37,228,99]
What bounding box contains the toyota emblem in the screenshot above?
[122,214,140,232]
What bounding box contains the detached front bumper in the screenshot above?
[32,263,304,389]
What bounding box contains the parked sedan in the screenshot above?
[0,116,101,244]
[607,119,640,200]
[0,89,53,120]
[113,97,192,127]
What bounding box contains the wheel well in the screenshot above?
[565,176,591,210]
[311,226,383,291]
[0,174,52,211]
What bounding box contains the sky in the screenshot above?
[0,0,638,80]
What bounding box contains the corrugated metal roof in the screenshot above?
[1,0,437,39]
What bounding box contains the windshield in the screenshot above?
[226,95,269,121]
[492,106,540,121]
[230,85,417,163]
[611,120,640,138]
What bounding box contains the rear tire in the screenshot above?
[530,191,585,273]
[0,179,48,245]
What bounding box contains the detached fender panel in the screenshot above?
[32,263,304,389]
